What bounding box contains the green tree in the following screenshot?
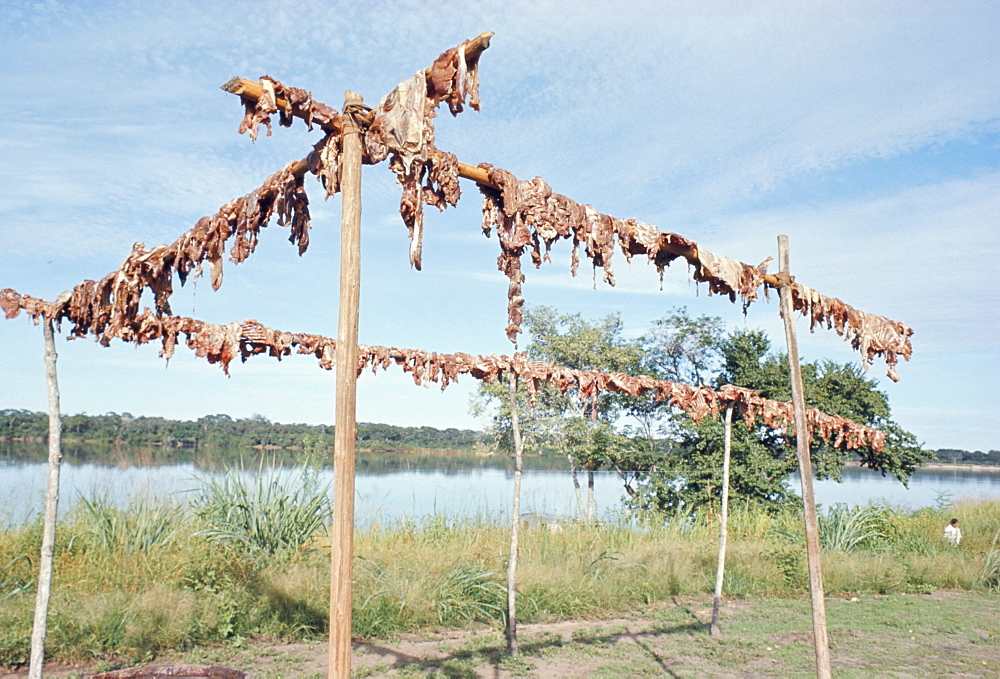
[623,308,726,449]
[472,306,642,521]
[629,325,932,516]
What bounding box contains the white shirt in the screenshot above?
[944,523,961,546]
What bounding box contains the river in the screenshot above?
[1,442,997,527]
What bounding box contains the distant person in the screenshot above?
[944,518,961,547]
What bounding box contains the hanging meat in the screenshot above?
[473,163,774,344]
[364,38,483,269]
[2,286,885,454]
[236,75,342,142]
[790,282,913,381]
[217,42,912,381]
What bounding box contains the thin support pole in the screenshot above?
[710,402,734,637]
[569,455,585,519]
[505,373,525,656]
[329,91,365,679]
[586,469,595,525]
[776,235,832,679]
[29,316,63,679]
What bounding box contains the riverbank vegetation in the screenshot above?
[1,472,997,669]
[0,410,483,453]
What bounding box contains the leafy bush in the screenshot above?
[192,462,330,558]
[774,503,893,552]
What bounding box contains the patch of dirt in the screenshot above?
[1,615,689,679]
[4,592,996,678]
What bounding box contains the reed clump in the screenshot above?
[0,486,997,669]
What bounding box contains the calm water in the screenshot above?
[1,443,997,527]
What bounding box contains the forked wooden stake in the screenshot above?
[776,235,832,679]
[29,317,63,679]
[329,91,365,679]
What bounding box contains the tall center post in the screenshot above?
[329,91,365,678]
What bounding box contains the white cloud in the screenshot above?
[1,0,998,450]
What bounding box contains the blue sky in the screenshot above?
[1,1,997,452]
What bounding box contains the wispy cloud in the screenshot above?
[1,0,997,449]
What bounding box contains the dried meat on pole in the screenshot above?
[473,163,911,381]
[3,153,329,348]
[0,36,489,369]
[225,34,491,270]
[2,288,884,455]
[789,282,913,382]
[221,40,911,381]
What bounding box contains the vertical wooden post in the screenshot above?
[505,373,524,655]
[776,235,832,679]
[710,402,734,637]
[569,455,585,518]
[29,316,63,679]
[586,469,595,525]
[329,91,365,679]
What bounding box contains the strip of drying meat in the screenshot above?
[237,75,343,143]
[7,161,312,345]
[235,37,482,142]
[470,162,911,380]
[475,163,772,342]
[221,53,911,381]
[363,39,481,269]
[789,282,913,382]
[235,76,345,200]
[1,288,884,453]
[232,39,481,271]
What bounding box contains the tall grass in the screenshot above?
[434,561,507,626]
[979,530,1000,591]
[192,461,330,558]
[0,556,31,603]
[1,486,997,670]
[774,503,893,552]
[76,493,180,553]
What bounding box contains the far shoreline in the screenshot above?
[844,460,1000,473]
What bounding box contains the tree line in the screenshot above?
[932,448,1000,466]
[0,409,482,452]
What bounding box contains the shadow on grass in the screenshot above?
[619,631,682,678]
[354,642,423,667]
[356,623,695,678]
[671,596,709,627]
[251,580,329,638]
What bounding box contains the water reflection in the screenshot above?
[792,465,1000,510]
[2,442,997,527]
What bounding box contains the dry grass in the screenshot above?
[1,496,997,669]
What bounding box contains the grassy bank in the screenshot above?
[1,476,997,670]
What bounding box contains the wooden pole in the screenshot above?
[28,316,63,679]
[505,373,525,655]
[329,91,365,679]
[710,402,734,637]
[569,455,585,519]
[776,235,832,679]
